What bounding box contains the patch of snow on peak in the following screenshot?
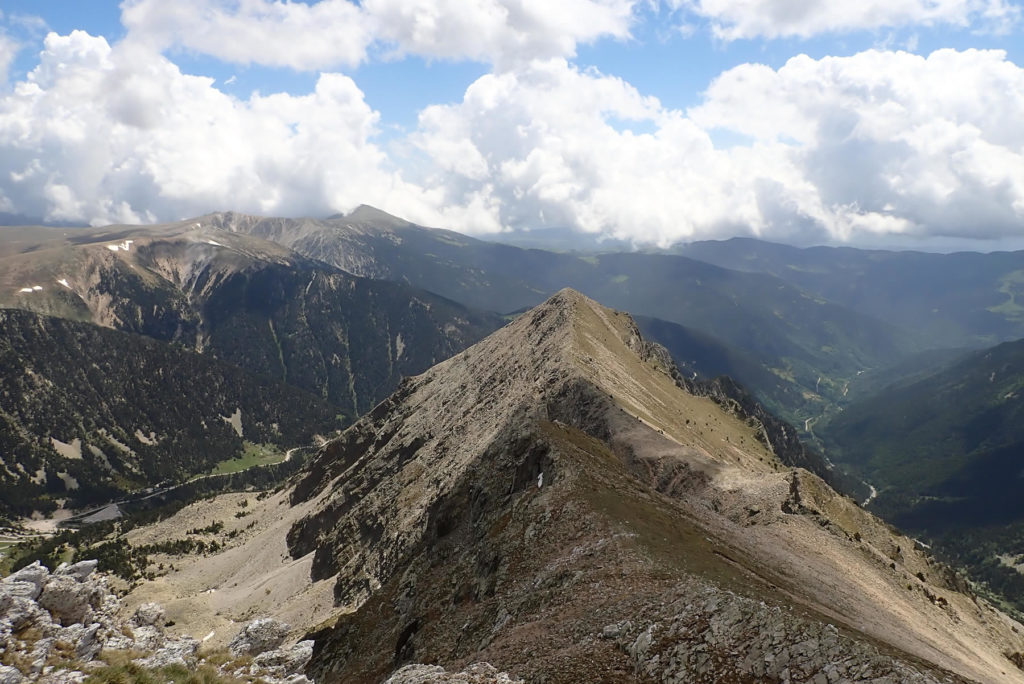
[57,278,71,288]
[106,239,134,252]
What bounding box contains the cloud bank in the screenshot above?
[0,1,1022,249]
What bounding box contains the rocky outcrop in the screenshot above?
[229,617,291,657]
[385,663,523,683]
[0,561,311,683]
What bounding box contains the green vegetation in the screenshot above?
[821,337,1024,616]
[209,443,285,475]
[0,309,342,516]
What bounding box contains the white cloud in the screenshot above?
[120,0,371,70]
[2,27,1023,249]
[0,31,18,84]
[0,30,433,225]
[119,0,639,70]
[671,0,1021,40]
[412,49,1024,246]
[364,0,636,67]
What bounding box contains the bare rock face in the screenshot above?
[289,290,1024,684]
[5,562,48,599]
[37,575,102,625]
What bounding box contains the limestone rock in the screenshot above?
[37,576,98,625]
[229,618,291,657]
[0,665,23,684]
[133,638,199,670]
[251,640,314,677]
[53,561,97,582]
[384,663,523,683]
[3,562,49,599]
[132,602,166,628]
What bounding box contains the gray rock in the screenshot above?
[38,577,97,625]
[0,594,48,631]
[53,561,98,582]
[4,562,49,598]
[130,624,165,651]
[131,602,166,628]
[133,638,199,670]
[0,582,39,601]
[0,665,23,684]
[251,640,314,676]
[229,618,291,657]
[383,663,523,683]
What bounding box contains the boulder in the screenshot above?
[229,618,291,657]
[133,638,198,670]
[0,665,23,684]
[4,562,49,599]
[53,561,97,582]
[38,577,96,625]
[251,640,314,677]
[132,603,166,628]
[0,582,39,602]
[0,594,49,631]
[383,663,523,684]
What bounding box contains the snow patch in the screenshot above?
[206,240,223,247]
[106,239,134,252]
[57,278,71,289]
[221,408,243,437]
[395,333,405,360]
[50,437,82,460]
[17,285,43,293]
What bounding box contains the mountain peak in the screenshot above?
[283,290,1024,682]
[342,204,416,228]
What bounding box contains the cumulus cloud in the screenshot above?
[1,24,1023,248]
[671,0,1021,40]
[364,0,635,67]
[0,30,434,225]
[120,0,371,70]
[0,30,18,84]
[120,0,638,70]
[412,49,1024,246]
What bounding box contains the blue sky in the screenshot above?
[0,0,1023,249]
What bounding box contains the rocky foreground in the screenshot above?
[0,560,313,683]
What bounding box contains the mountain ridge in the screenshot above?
[272,289,1024,683]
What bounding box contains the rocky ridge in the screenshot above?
[0,560,313,683]
[283,289,1024,683]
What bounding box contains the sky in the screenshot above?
[0,1,1023,250]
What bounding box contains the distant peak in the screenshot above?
[342,205,415,228]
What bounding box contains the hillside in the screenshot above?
[210,208,921,427]
[679,237,1024,349]
[0,309,341,516]
[822,337,1024,614]
[120,290,1024,683]
[0,223,502,421]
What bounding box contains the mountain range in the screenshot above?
[3,208,1024,681]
